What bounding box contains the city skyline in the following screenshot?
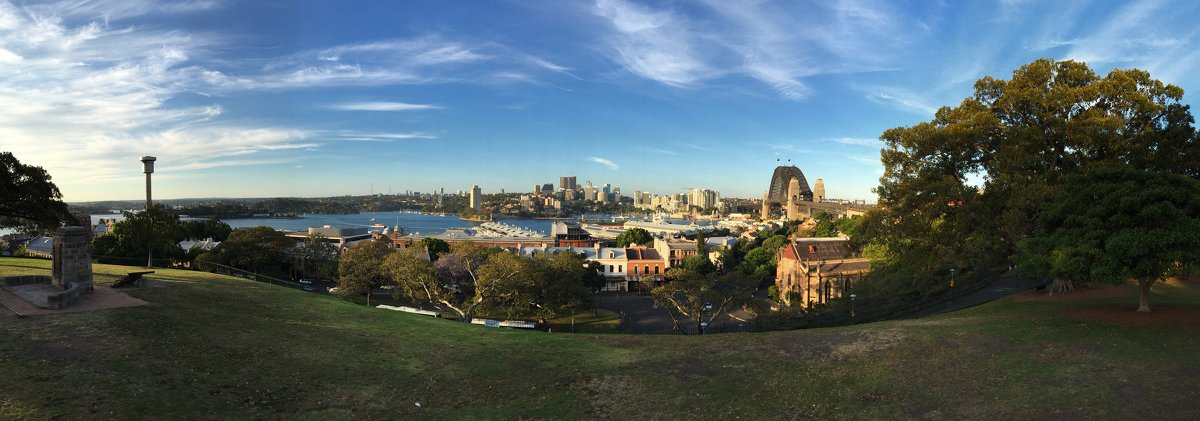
[4,0,1199,202]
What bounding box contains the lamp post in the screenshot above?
[700,302,713,335]
[850,293,857,321]
[950,268,956,288]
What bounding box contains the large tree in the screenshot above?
[299,232,337,280]
[91,205,184,267]
[384,247,461,315]
[1017,167,1200,312]
[215,226,294,276]
[615,227,653,247]
[652,268,758,334]
[180,219,233,242]
[863,59,1199,298]
[336,240,393,306]
[0,152,75,231]
[123,204,183,268]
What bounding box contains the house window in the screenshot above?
[608,265,613,273]
[643,266,649,275]
[654,266,659,275]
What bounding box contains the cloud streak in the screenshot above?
[588,0,907,101]
[587,156,620,170]
[328,101,443,111]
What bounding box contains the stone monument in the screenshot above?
[47,227,93,309]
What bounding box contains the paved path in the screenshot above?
[904,272,1049,319]
[593,291,756,333]
[0,284,148,317]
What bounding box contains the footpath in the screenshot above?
[904,272,1050,319]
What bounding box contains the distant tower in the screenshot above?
[814,179,826,203]
[470,185,482,212]
[786,177,800,221]
[761,191,770,220]
[140,156,156,209]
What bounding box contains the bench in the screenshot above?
[112,271,155,288]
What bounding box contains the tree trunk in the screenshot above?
[1137,278,1154,313]
[1049,278,1075,295]
[147,249,154,268]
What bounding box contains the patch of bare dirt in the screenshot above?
[830,329,906,359]
[1065,305,1200,328]
[576,375,645,419]
[1010,284,1132,302]
[1163,276,1200,287]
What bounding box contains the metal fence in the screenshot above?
[194,261,307,290]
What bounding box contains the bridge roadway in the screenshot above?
[799,200,875,215]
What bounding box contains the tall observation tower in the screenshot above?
[141,156,156,209]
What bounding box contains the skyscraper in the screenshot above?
[470,185,482,212]
[559,176,577,192]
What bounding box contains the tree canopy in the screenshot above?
[652,268,758,334]
[860,59,1200,301]
[1016,167,1200,312]
[336,240,393,305]
[0,152,75,231]
[615,227,653,247]
[92,205,184,267]
[209,226,294,276]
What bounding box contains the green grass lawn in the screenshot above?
[2,257,1198,419]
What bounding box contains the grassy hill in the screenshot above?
[2,257,1198,419]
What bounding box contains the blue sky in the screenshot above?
[3,0,1199,202]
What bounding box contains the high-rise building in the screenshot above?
[633,190,642,205]
[533,184,541,195]
[583,181,596,202]
[559,176,577,192]
[470,185,482,212]
[541,183,554,195]
[688,188,720,210]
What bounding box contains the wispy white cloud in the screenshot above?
[327,101,443,111]
[0,2,318,192]
[828,137,882,147]
[323,131,437,141]
[592,0,715,87]
[854,85,939,116]
[587,156,619,170]
[202,36,572,91]
[638,147,678,155]
[588,0,907,100]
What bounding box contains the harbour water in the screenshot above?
[92,211,562,236]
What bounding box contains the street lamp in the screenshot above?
[701,302,713,335]
[850,293,857,321]
[950,268,956,288]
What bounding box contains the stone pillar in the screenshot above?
[814,179,825,203]
[786,177,800,221]
[760,191,770,220]
[51,227,93,290]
